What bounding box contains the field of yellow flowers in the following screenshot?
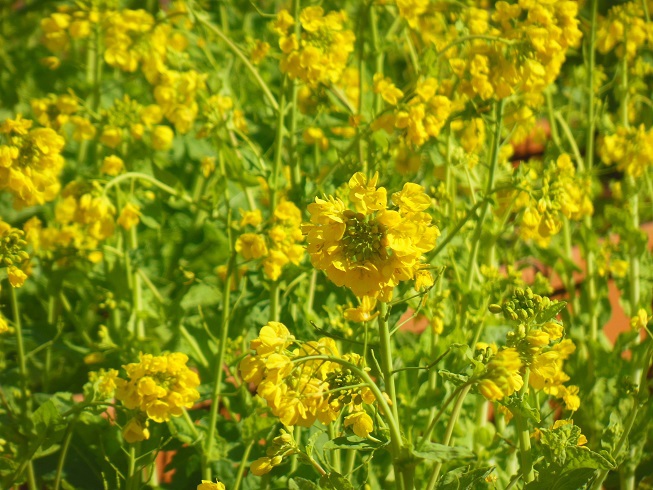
[1,0,653,489]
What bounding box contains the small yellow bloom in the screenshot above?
[0,315,9,334]
[239,209,262,228]
[250,456,274,476]
[8,266,27,288]
[201,156,216,177]
[197,481,226,490]
[122,418,150,443]
[100,126,123,148]
[344,411,374,438]
[235,233,268,260]
[151,125,174,151]
[631,309,650,331]
[117,203,141,230]
[101,155,125,176]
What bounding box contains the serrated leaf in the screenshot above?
[435,466,494,489]
[564,447,616,471]
[289,477,318,490]
[318,472,354,490]
[322,435,388,451]
[524,468,596,490]
[413,442,475,463]
[504,396,540,423]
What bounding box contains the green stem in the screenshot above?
[193,10,279,112]
[233,441,254,490]
[515,369,534,483]
[378,302,399,423]
[104,172,194,203]
[53,415,79,490]
[418,383,468,450]
[591,342,653,490]
[129,226,145,339]
[126,445,140,490]
[288,0,301,190]
[202,248,237,480]
[465,99,504,290]
[370,4,384,115]
[585,0,599,342]
[10,286,37,490]
[270,77,287,214]
[426,385,472,490]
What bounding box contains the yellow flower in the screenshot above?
[151,125,174,150]
[344,411,374,438]
[631,309,650,331]
[0,314,9,334]
[8,266,28,288]
[101,155,125,176]
[197,481,226,490]
[344,296,378,323]
[251,40,270,64]
[373,73,404,105]
[117,203,141,230]
[304,174,438,299]
[250,457,275,476]
[122,418,150,443]
[201,156,216,177]
[115,352,200,423]
[100,126,123,148]
[477,347,523,401]
[240,209,262,228]
[235,233,268,260]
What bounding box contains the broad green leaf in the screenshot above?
[412,442,475,463]
[524,468,596,490]
[180,283,221,310]
[318,472,354,490]
[564,447,616,472]
[435,466,494,489]
[289,477,318,490]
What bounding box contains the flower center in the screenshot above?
[341,211,385,263]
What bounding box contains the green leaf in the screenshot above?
[318,472,354,490]
[29,400,66,455]
[413,442,475,463]
[289,477,318,490]
[524,468,596,490]
[504,396,540,423]
[180,283,221,310]
[535,300,567,323]
[564,447,616,472]
[438,369,469,386]
[322,435,387,451]
[435,466,494,489]
[240,412,277,443]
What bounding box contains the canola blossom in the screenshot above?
[1,1,653,489]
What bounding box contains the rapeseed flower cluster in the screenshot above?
[114,352,200,442]
[235,201,305,281]
[516,154,593,243]
[597,2,653,59]
[445,1,581,105]
[380,78,452,147]
[239,321,376,431]
[31,93,80,131]
[274,7,356,87]
[484,288,580,411]
[303,173,438,300]
[24,181,115,263]
[0,117,65,209]
[599,125,653,178]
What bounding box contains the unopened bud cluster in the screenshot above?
[489,287,552,322]
[0,228,29,267]
[250,429,298,476]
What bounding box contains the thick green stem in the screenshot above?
[270,77,287,214]
[202,250,237,479]
[378,302,399,423]
[515,369,534,483]
[466,99,504,290]
[585,0,599,341]
[126,445,140,490]
[426,385,472,490]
